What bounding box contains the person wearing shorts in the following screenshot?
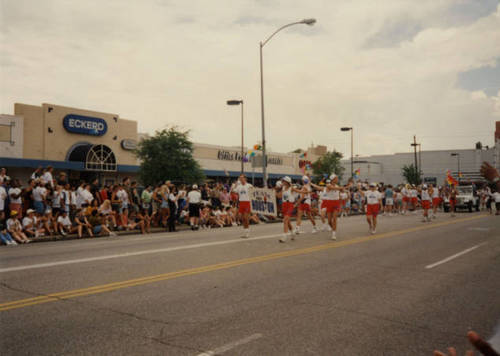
[364,183,382,235]
[431,184,440,218]
[295,175,318,234]
[278,176,298,243]
[232,174,253,238]
[312,174,348,240]
[420,184,432,222]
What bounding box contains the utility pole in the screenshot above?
[411,135,419,184]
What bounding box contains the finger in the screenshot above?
[434,351,447,356]
[468,331,500,356]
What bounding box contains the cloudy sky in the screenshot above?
[1,0,499,158]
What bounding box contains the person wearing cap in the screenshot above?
[57,210,76,236]
[22,209,45,238]
[187,184,202,230]
[277,176,298,243]
[316,179,331,231]
[419,184,432,222]
[295,175,319,235]
[364,183,383,234]
[6,210,30,243]
[311,173,349,240]
[231,174,253,238]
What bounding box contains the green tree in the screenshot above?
[135,127,205,186]
[312,150,345,181]
[401,164,421,185]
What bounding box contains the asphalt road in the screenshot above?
[1,212,499,355]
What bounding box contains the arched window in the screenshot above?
[85,144,117,171]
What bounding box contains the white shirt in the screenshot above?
[431,188,439,198]
[75,187,85,208]
[22,217,34,229]
[52,191,62,208]
[7,218,21,232]
[234,183,253,202]
[187,190,201,204]
[324,186,340,201]
[116,189,129,204]
[9,187,23,204]
[401,187,408,197]
[410,189,418,198]
[366,190,382,205]
[282,187,295,203]
[0,186,7,210]
[62,190,71,205]
[42,171,54,188]
[80,189,94,204]
[421,190,431,201]
[57,215,72,227]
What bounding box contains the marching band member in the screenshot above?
[294,175,318,234]
[278,176,298,243]
[364,183,383,234]
[431,184,440,219]
[231,174,253,238]
[420,184,432,222]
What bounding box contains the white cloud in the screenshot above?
[1,0,499,158]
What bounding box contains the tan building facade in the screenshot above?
[1,102,326,184]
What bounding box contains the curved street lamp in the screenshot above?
[260,18,316,187]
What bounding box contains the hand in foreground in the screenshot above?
[434,331,499,356]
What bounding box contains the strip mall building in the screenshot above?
[0,103,324,185]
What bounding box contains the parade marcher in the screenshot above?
[449,185,457,217]
[318,180,331,231]
[278,176,296,243]
[420,184,432,222]
[294,175,318,234]
[232,174,253,238]
[431,184,440,218]
[409,185,419,212]
[364,183,383,234]
[311,174,347,240]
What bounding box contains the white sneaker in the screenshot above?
[294,227,301,235]
[279,234,288,243]
[331,231,337,241]
[371,229,376,235]
[241,229,250,238]
[110,232,117,237]
[327,225,332,232]
[312,226,318,234]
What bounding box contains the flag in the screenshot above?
[446,169,458,186]
[354,168,360,178]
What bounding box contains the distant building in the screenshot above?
[340,122,498,186]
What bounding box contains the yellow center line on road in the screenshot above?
[0,214,487,312]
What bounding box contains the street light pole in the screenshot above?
[227,99,244,175]
[341,127,353,178]
[451,153,461,183]
[259,18,316,188]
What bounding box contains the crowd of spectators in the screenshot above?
[0,167,274,246]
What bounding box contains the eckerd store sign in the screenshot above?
[63,114,108,136]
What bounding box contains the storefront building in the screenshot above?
[1,102,324,185]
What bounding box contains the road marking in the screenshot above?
[425,242,488,269]
[0,233,284,273]
[196,333,263,356]
[467,227,491,232]
[0,214,486,312]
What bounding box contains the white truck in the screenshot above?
[455,185,480,212]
